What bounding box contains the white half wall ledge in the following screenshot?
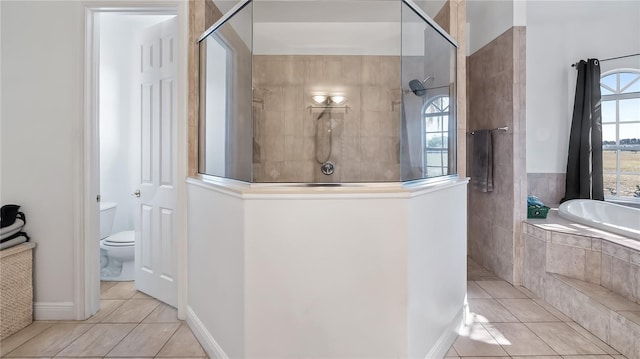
[186,177,468,358]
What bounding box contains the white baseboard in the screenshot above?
[185,305,229,359]
[425,306,465,359]
[34,302,76,320]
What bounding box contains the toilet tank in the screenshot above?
[99,202,117,239]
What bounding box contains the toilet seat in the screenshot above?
[101,230,135,247]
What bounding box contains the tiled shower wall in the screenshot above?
[252,55,401,183]
[528,173,566,206]
[467,27,527,284]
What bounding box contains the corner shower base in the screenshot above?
[522,218,640,359]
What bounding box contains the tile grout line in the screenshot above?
[103,321,145,358]
[152,322,182,359]
[51,322,99,358]
[470,280,611,358]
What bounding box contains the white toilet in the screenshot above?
[99,202,135,281]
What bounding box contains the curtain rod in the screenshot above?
[570,53,640,68]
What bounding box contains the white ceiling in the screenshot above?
[211,0,446,23]
[208,0,449,55]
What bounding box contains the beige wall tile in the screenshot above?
[602,241,630,261]
[611,257,634,301]
[524,223,549,242]
[609,311,640,359]
[602,254,613,288]
[619,311,640,326]
[543,276,576,319]
[585,250,602,284]
[572,291,610,342]
[631,251,640,266]
[546,243,586,280]
[632,264,640,304]
[551,232,592,250]
[523,234,546,276]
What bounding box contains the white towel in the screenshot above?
[0,234,28,250]
[0,219,24,240]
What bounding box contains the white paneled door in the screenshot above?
[135,17,178,307]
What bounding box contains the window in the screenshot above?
[600,70,640,198]
[424,95,449,177]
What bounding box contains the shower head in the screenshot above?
[408,76,435,97]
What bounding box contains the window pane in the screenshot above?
[603,173,618,196]
[623,78,640,93]
[426,133,447,148]
[601,73,617,94]
[620,149,640,172]
[603,123,617,144]
[601,86,614,96]
[619,98,640,122]
[620,123,640,145]
[601,100,616,123]
[427,167,443,177]
[619,72,640,92]
[426,117,443,131]
[426,151,442,166]
[441,97,449,111]
[618,174,640,197]
[603,149,617,171]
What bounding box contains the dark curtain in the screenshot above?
[562,59,604,202]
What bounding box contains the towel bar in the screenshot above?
[468,126,509,135]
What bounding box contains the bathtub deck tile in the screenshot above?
[601,254,613,289]
[602,241,630,262]
[611,257,634,302]
[585,250,602,284]
[619,311,640,326]
[630,252,640,266]
[551,231,592,250]
[546,243,587,281]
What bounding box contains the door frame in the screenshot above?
[80,2,189,320]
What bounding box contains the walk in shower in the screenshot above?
[198,0,457,183]
[189,2,467,357]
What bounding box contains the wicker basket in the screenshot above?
[1,242,35,340]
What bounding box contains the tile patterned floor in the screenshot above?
[1,264,630,358]
[447,259,628,359]
[0,281,207,358]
